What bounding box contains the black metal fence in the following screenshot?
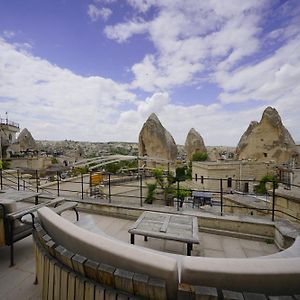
[0,169,299,223]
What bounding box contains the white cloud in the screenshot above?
[126,0,157,13]
[3,30,15,39]
[217,35,300,103]
[104,19,148,43]
[116,92,274,146]
[104,1,266,92]
[0,38,136,141]
[87,4,112,22]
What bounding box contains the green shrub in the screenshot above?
[192,152,208,161]
[145,183,157,204]
[0,160,10,170]
[173,188,191,200]
[256,174,278,195]
[51,157,58,164]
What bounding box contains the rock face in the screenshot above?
[139,113,178,161]
[17,128,37,151]
[236,107,299,164]
[185,128,207,160]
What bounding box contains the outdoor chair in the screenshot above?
[0,200,36,267]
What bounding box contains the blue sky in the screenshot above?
[0,0,299,146]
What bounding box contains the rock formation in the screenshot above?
[185,128,207,161]
[236,107,299,164]
[139,113,178,162]
[17,128,37,151]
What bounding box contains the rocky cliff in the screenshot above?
[236,107,299,164]
[139,113,178,161]
[17,128,37,151]
[185,128,207,160]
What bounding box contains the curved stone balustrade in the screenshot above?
[34,207,300,299]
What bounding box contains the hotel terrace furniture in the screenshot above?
[0,200,36,266]
[0,195,74,266]
[34,207,300,299]
[128,211,199,256]
[191,191,213,207]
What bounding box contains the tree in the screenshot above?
[255,174,278,195]
[152,168,175,205]
[192,152,208,161]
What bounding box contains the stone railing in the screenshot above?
[34,207,300,299]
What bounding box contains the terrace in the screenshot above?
[0,169,300,299]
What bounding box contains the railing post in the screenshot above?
[35,170,39,193]
[57,171,60,197]
[17,169,20,191]
[220,179,223,216]
[0,169,2,190]
[272,180,275,221]
[177,180,180,211]
[140,173,143,207]
[108,173,111,203]
[81,173,84,200]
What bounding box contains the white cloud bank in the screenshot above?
[1,0,300,146]
[1,37,275,146]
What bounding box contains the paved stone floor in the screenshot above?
[0,210,278,299]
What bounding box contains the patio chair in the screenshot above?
[0,200,36,267]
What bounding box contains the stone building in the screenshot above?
[0,117,20,159]
[192,160,276,193]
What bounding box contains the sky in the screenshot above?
[0,0,300,146]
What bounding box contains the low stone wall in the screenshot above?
[223,191,300,225]
[76,200,276,242]
[34,205,300,299]
[275,189,300,222]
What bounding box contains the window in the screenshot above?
[227,177,232,188]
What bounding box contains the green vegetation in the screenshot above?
[175,165,192,181]
[51,157,59,164]
[255,174,278,195]
[0,160,10,170]
[173,188,191,201]
[104,160,138,174]
[70,166,89,176]
[191,152,208,161]
[145,183,157,204]
[152,168,176,205]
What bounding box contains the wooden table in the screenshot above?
[128,211,199,256]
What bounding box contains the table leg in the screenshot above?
[144,236,148,242]
[187,243,193,256]
[130,233,135,244]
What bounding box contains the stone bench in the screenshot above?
[35,207,178,299]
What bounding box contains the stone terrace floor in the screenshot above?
[0,210,279,300]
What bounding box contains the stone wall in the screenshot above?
[192,161,275,193]
[275,190,300,222]
[10,156,52,170]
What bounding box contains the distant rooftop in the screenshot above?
[0,118,19,128]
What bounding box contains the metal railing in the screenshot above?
[0,169,299,223]
[0,118,19,128]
